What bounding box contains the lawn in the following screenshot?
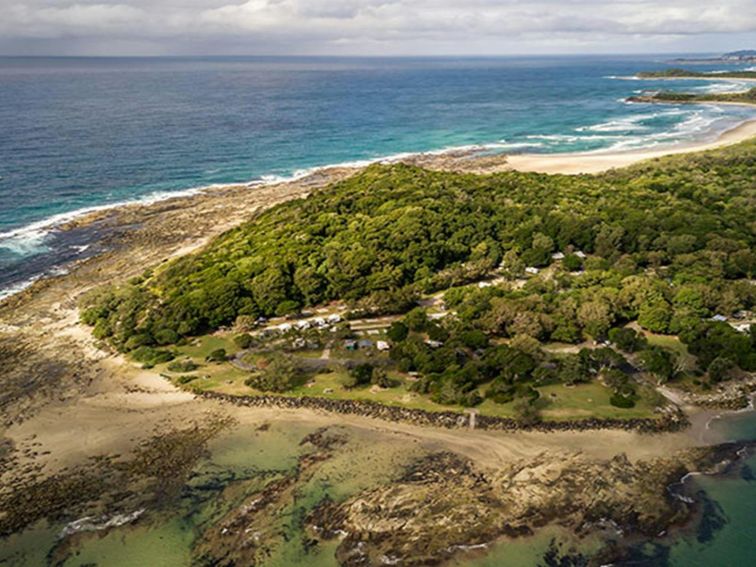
[145,332,661,422]
[178,334,240,360]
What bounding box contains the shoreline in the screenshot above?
[3,115,756,301]
[505,117,756,174]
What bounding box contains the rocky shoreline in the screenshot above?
[197,390,690,434]
[681,377,756,411]
[304,442,754,567]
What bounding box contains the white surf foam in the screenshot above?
[0,276,41,301]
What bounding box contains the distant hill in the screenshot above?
[723,50,756,59]
[670,50,756,64]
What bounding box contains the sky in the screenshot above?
[0,0,755,56]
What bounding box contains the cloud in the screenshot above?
[0,0,754,54]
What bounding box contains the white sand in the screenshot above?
[506,119,756,175]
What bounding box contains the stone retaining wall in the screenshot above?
[196,390,689,434]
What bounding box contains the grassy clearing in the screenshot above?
[645,333,697,372]
[143,331,660,421]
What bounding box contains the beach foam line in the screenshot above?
[0,106,748,257]
[0,186,212,244]
[0,140,527,256]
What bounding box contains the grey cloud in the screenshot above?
[0,0,754,54]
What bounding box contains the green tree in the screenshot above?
[405,308,429,332]
[499,249,525,279]
[607,327,647,353]
[577,300,612,339]
[247,353,300,392]
[562,254,583,272]
[387,321,409,343]
[639,347,676,383]
[523,233,554,267]
[707,357,735,383]
[638,301,672,334]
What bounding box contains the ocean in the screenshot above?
[1,55,755,298]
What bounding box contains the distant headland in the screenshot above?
[637,68,756,80]
[668,49,756,64]
[628,87,756,106]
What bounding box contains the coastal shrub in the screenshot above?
[154,329,179,346]
[167,360,199,373]
[684,322,756,372]
[707,357,735,383]
[513,398,541,425]
[610,393,636,409]
[346,363,375,389]
[131,346,175,367]
[245,353,301,392]
[370,368,395,389]
[234,333,254,349]
[124,333,154,351]
[176,374,198,385]
[205,348,227,363]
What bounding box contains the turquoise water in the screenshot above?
[665,410,756,566]
[1,411,755,565]
[1,55,755,297]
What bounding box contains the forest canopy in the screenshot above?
[81,139,756,371]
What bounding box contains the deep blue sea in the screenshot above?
[1,55,755,297]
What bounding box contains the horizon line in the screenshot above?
[0,50,739,59]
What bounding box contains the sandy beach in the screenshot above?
[505,118,756,174]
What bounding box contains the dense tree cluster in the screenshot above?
[386,308,648,408]
[81,140,756,386]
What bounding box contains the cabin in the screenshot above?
[376,340,390,351]
[358,339,374,349]
[525,267,540,275]
[344,339,358,351]
[733,323,751,334]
